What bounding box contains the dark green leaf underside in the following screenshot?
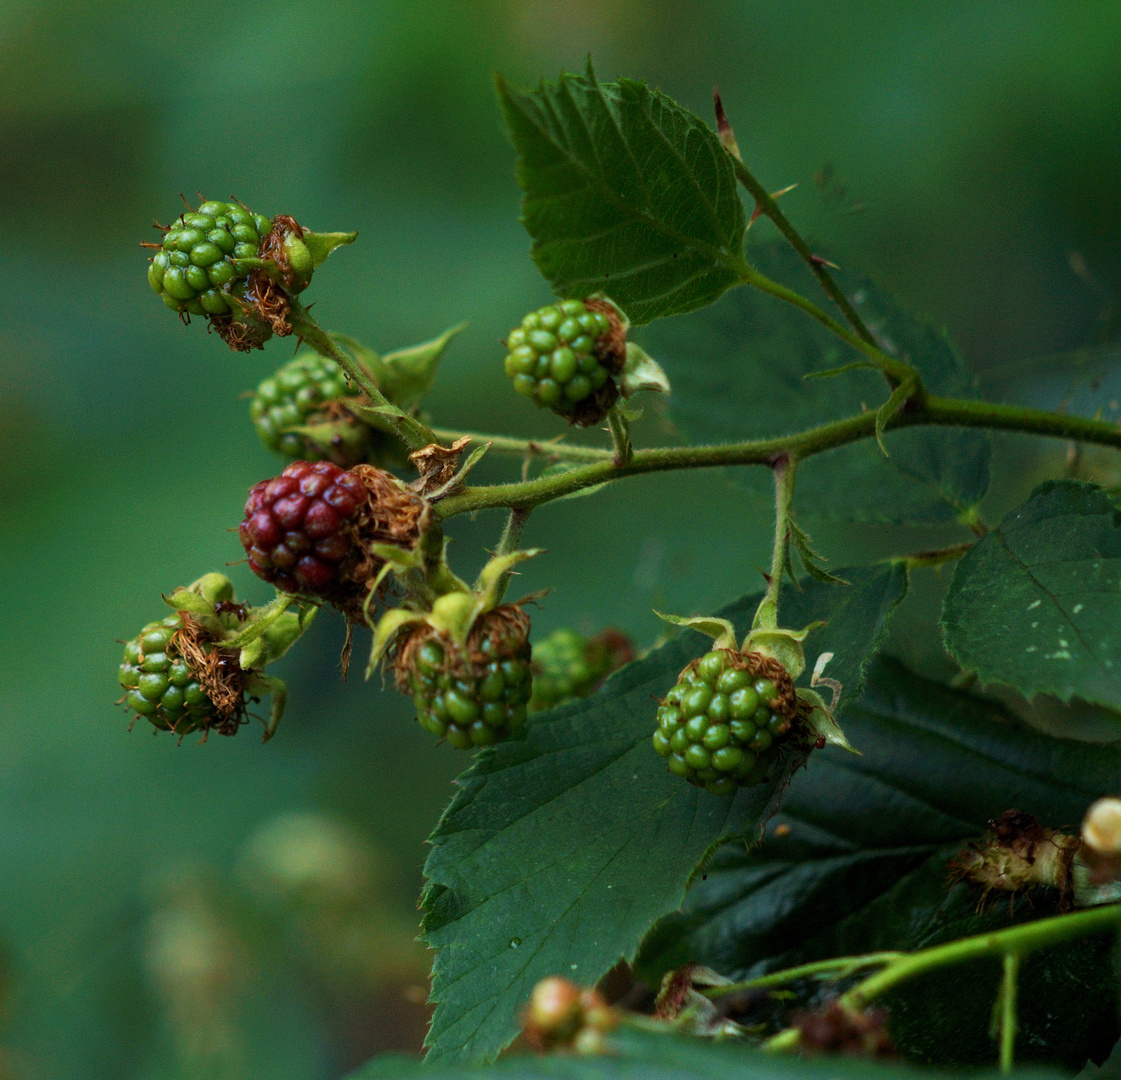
[943,479,1121,709]
[645,242,991,524]
[498,66,747,325]
[421,564,907,1064]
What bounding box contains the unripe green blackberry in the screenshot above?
[504,297,627,426]
[119,613,235,735]
[529,628,634,712]
[249,352,403,468]
[147,200,271,317]
[653,649,802,795]
[395,605,533,749]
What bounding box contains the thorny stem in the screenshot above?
[752,456,796,634]
[999,951,1020,1075]
[726,153,879,351]
[290,304,436,452]
[432,394,1121,520]
[702,953,905,999]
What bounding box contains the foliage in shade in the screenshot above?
[497,65,748,325]
[645,242,991,524]
[349,1025,1012,1079]
[943,479,1121,709]
[420,565,908,1064]
[637,656,1121,1069]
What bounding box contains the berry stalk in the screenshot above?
[752,455,797,635]
[288,303,437,452]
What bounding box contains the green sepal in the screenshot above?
[741,623,823,681]
[163,589,216,619]
[245,672,288,742]
[790,520,849,586]
[429,591,479,650]
[874,373,919,456]
[291,418,370,459]
[220,593,292,650]
[472,549,544,615]
[191,573,235,605]
[302,230,358,269]
[379,323,467,410]
[654,613,737,651]
[367,608,430,676]
[620,342,671,398]
[243,606,317,670]
[281,234,313,289]
[798,686,858,754]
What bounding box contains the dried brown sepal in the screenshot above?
[390,604,530,692]
[169,613,247,737]
[791,1002,896,1059]
[211,310,273,352]
[409,437,473,497]
[568,379,620,428]
[950,808,1081,910]
[336,465,433,623]
[583,296,627,374]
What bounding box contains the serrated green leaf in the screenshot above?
[420,563,907,1064]
[943,479,1121,708]
[637,657,1121,1070]
[497,66,748,325]
[347,1025,1041,1079]
[644,242,991,524]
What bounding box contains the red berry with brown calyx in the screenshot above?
[239,461,430,613]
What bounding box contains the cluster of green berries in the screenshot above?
[653,650,794,795]
[251,353,354,459]
[504,299,617,421]
[529,628,632,712]
[406,616,533,749]
[148,200,271,317]
[119,614,230,735]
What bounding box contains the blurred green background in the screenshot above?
[2,1,1121,1076]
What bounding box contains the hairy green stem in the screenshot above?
[430,428,612,463]
[839,904,1121,1012]
[703,952,904,1000]
[290,304,435,452]
[743,266,917,387]
[999,951,1020,1075]
[752,456,796,633]
[432,394,1121,520]
[486,507,532,604]
[725,153,878,350]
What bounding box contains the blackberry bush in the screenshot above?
[122,63,1121,1078]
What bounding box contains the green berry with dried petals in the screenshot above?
[147,200,271,316]
[396,606,533,749]
[504,297,626,426]
[653,648,799,795]
[118,613,242,736]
